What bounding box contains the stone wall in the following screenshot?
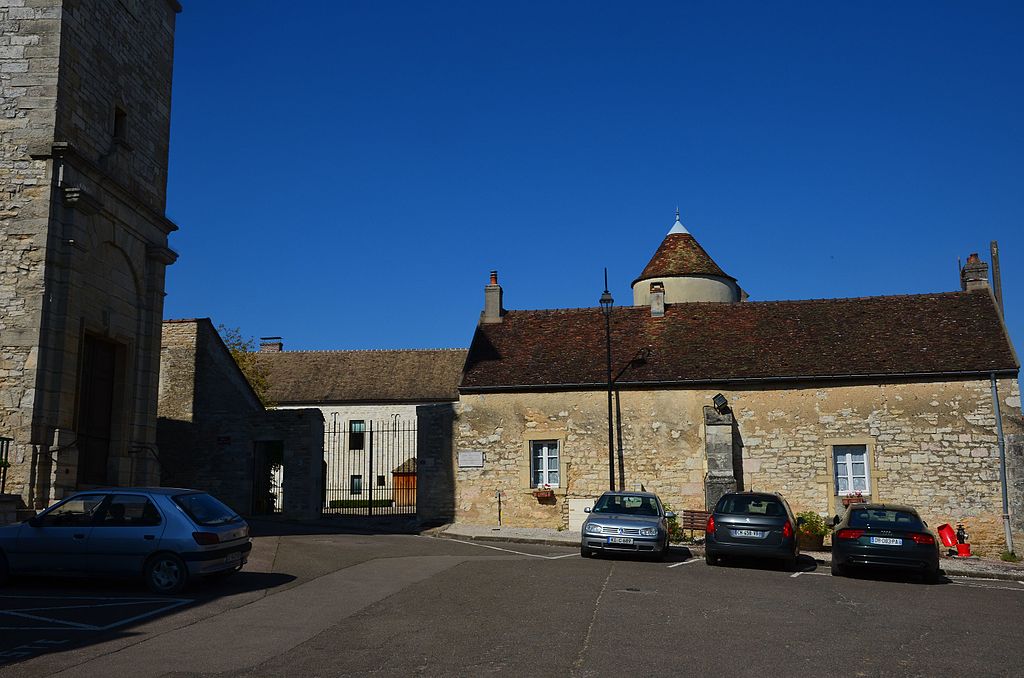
[1,1,180,506]
[0,0,61,499]
[454,377,1023,554]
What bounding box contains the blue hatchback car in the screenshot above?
[0,488,251,594]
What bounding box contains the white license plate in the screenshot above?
[608,536,634,545]
[731,529,765,538]
[870,537,902,546]
[226,551,242,563]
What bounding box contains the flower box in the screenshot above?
[532,489,555,499]
[841,494,867,508]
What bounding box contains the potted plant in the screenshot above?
[841,491,866,508]
[796,511,829,550]
[532,484,555,500]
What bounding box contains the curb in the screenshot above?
[434,531,1024,582]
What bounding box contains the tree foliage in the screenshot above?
[218,325,273,407]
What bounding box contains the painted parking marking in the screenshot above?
[0,595,190,632]
[790,571,804,578]
[444,538,575,560]
[949,581,1024,593]
[667,558,701,568]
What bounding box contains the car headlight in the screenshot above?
[585,523,605,535]
[640,527,658,537]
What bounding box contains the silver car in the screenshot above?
[581,491,673,560]
[0,487,251,594]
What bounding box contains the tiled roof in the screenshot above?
[634,233,733,284]
[254,349,468,404]
[461,291,1018,391]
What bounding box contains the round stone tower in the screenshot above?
[632,211,741,305]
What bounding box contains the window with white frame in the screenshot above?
[833,444,869,495]
[530,440,560,488]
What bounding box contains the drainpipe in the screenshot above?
[991,373,1014,554]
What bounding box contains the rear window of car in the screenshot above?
[716,495,786,517]
[592,494,660,516]
[848,509,923,530]
[173,493,240,526]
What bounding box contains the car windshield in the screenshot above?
[848,509,923,530]
[174,493,239,526]
[591,494,660,516]
[716,495,785,517]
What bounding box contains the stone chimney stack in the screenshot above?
[649,281,665,317]
[259,336,284,352]
[960,253,990,292]
[481,270,504,324]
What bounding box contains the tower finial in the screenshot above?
[668,208,688,235]
[675,206,680,221]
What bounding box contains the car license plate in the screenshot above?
[870,537,902,546]
[608,536,634,545]
[226,551,241,563]
[731,529,765,538]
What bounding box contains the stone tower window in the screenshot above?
[113,106,129,145]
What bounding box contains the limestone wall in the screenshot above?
[0,0,61,496]
[455,377,1023,554]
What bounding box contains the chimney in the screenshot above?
[481,270,504,324]
[259,336,283,352]
[960,253,989,292]
[649,281,665,317]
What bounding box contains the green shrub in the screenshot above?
[664,503,684,543]
[796,510,830,538]
[1000,550,1019,563]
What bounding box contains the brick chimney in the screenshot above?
[481,270,504,324]
[649,281,665,317]
[960,253,989,292]
[259,336,283,352]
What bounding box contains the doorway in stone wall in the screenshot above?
[252,440,284,514]
[75,335,122,487]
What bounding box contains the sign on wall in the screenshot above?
[458,450,485,468]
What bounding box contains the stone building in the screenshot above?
[454,214,1023,554]
[157,320,325,521]
[0,1,181,510]
[253,343,465,515]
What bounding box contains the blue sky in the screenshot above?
[165,1,1023,355]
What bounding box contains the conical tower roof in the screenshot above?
[633,211,734,285]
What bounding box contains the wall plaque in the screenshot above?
[458,450,485,468]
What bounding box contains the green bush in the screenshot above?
[1000,550,1019,563]
[328,499,393,509]
[796,510,830,538]
[664,503,684,544]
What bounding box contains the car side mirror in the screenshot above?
[665,511,676,519]
[831,515,841,527]
[583,507,592,513]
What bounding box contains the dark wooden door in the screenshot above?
[76,336,117,486]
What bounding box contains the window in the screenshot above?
[99,495,161,526]
[834,444,869,496]
[174,493,240,526]
[113,106,128,142]
[38,494,105,527]
[350,475,363,495]
[530,440,560,488]
[376,475,386,487]
[349,420,365,450]
[715,494,785,517]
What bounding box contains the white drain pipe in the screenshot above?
[991,373,1014,554]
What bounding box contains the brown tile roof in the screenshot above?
[254,349,468,404]
[461,291,1018,391]
[634,233,733,284]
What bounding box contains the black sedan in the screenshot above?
[830,503,940,582]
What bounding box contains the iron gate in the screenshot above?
[323,420,417,516]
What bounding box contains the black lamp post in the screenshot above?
[599,269,615,492]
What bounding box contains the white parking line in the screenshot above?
[950,581,1024,593]
[0,596,190,632]
[667,559,701,568]
[445,538,572,559]
[790,571,803,578]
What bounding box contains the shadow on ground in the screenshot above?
[247,516,421,537]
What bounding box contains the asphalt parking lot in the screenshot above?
[2,531,1023,677]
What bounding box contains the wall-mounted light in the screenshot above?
[712,393,729,414]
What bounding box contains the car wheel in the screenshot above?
[830,561,845,577]
[580,544,592,558]
[923,566,941,584]
[656,540,669,562]
[705,550,716,566]
[145,553,189,595]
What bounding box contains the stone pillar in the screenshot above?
[416,403,455,527]
[704,406,737,510]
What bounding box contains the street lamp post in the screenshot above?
[599,269,615,492]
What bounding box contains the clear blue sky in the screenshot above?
[165,1,1023,356]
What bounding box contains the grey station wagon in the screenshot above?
[0,488,251,594]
